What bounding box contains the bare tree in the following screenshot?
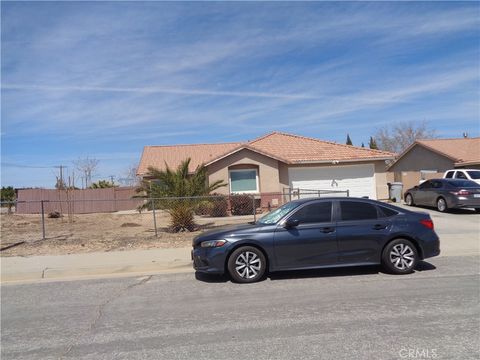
[73,157,99,188]
[119,164,140,186]
[374,120,436,154]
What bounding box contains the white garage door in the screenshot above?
[288,164,377,199]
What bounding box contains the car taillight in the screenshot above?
[450,190,470,196]
[420,219,434,230]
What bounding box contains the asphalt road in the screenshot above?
[2,254,479,360]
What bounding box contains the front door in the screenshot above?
[274,201,338,269]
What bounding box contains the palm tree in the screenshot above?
[136,158,226,232]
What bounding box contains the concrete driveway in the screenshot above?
[394,203,479,257]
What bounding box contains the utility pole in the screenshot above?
[109,175,115,185]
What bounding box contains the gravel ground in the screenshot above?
[0,211,254,257]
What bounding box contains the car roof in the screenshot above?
[446,169,479,171]
[289,197,381,205]
[431,178,476,182]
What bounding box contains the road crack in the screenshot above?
[90,275,152,331]
[57,275,153,359]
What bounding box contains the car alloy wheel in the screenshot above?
[389,244,415,271]
[437,198,447,212]
[235,251,261,279]
[405,194,414,206]
[227,246,266,283]
[382,239,418,274]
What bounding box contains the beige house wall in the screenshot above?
[388,144,454,172]
[207,150,389,199]
[207,149,281,195]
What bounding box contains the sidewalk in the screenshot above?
[1,247,193,283]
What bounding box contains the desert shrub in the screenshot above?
[48,211,63,218]
[230,195,254,216]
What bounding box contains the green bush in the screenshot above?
[230,194,254,216]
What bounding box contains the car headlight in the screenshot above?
[200,240,227,248]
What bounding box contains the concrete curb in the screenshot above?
[1,247,193,284]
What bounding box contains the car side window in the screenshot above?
[455,171,467,179]
[378,206,398,218]
[340,201,378,221]
[419,181,432,189]
[445,171,454,179]
[290,202,332,224]
[432,181,443,189]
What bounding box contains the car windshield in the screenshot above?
[446,180,479,188]
[257,202,300,225]
[467,171,480,179]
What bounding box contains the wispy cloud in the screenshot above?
[2,83,333,100]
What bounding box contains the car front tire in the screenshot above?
[382,239,418,274]
[227,246,266,283]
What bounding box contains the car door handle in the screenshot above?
[321,227,335,233]
[372,224,387,230]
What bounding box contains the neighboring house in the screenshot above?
[386,137,480,195]
[137,132,395,200]
[388,137,480,174]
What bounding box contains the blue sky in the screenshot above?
[2,1,479,188]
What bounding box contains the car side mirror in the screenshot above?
[284,218,300,228]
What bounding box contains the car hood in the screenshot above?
[193,223,263,246]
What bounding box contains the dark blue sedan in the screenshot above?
[192,197,440,283]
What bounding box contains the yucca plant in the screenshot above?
[136,158,226,232]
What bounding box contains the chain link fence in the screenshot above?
[0,195,257,255]
[0,190,349,255]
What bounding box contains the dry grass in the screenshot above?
[0,210,255,257]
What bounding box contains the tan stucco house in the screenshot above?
[137,132,395,200]
[388,137,480,173]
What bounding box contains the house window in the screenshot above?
[229,169,259,193]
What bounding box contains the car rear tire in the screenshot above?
[382,239,418,274]
[405,193,414,206]
[227,246,266,283]
[436,197,448,212]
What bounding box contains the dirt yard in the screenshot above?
[0,210,255,257]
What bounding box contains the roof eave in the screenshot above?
[454,160,480,167]
[204,145,290,167]
[292,157,395,165]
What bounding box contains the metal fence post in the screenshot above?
[347,190,350,197]
[151,198,158,237]
[40,200,46,240]
[252,195,256,222]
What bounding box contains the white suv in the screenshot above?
[443,169,480,185]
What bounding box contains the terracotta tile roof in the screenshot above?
[416,137,480,166]
[247,132,395,163]
[137,142,242,176]
[137,132,396,176]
